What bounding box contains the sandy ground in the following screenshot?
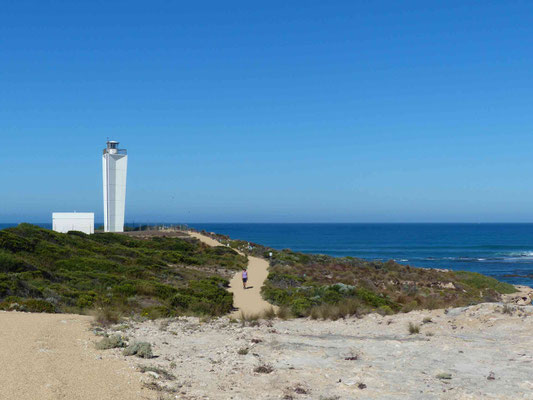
[106,302,533,400]
[187,231,276,317]
[0,312,155,400]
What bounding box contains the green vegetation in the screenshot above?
[0,224,246,317]
[0,224,518,321]
[453,271,516,294]
[95,334,126,350]
[123,341,153,358]
[260,248,517,319]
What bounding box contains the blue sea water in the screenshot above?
[2,223,533,287]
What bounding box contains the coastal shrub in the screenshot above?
[261,239,520,318]
[322,288,343,304]
[76,292,97,308]
[261,286,290,305]
[138,365,175,380]
[123,342,153,358]
[93,307,122,326]
[0,231,35,253]
[254,364,274,374]
[290,298,312,317]
[267,272,305,288]
[0,251,35,273]
[23,298,56,313]
[309,298,361,320]
[378,305,394,316]
[401,300,419,313]
[262,306,276,320]
[0,297,55,313]
[276,306,292,320]
[408,322,420,334]
[354,288,391,308]
[167,277,233,316]
[141,306,172,319]
[309,305,322,320]
[454,271,516,294]
[170,293,193,309]
[95,334,126,350]
[0,224,246,318]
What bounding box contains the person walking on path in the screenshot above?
[242,269,248,289]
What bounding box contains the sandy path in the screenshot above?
[0,312,154,400]
[187,231,275,316]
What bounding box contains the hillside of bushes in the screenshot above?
[261,249,517,318]
[196,230,517,318]
[0,224,247,317]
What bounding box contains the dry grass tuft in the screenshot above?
[408,322,420,334]
[276,306,292,320]
[92,307,122,327]
[502,304,514,315]
[262,306,277,320]
[238,311,262,327]
[308,299,360,320]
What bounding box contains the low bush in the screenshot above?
[141,306,171,320]
[0,297,55,313]
[95,334,126,350]
[260,243,516,318]
[254,364,273,374]
[454,271,516,294]
[138,365,175,380]
[123,342,153,358]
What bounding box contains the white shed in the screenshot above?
[52,212,94,234]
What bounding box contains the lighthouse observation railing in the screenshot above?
[103,149,128,155]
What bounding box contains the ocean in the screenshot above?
[2,223,533,287]
[189,223,533,287]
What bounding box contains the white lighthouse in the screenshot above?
[102,140,128,232]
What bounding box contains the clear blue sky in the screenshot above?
[1,1,532,223]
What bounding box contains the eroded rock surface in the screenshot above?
[103,303,533,399]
